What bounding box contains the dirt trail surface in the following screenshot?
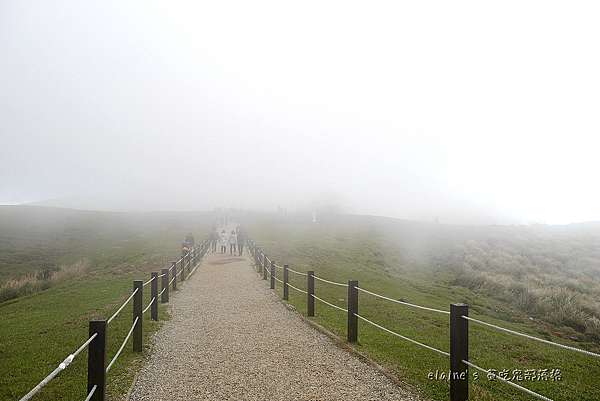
[129,252,419,401]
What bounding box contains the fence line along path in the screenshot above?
[129,252,420,401]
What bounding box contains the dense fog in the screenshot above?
[2,1,599,224]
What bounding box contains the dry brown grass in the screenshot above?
[0,259,89,302]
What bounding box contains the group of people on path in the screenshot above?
[209,225,245,256]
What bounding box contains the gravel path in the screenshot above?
[129,252,420,401]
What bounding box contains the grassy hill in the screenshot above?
[0,206,211,401]
[245,213,600,401]
[4,207,600,401]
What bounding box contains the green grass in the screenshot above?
[247,215,600,401]
[5,207,600,400]
[0,206,211,401]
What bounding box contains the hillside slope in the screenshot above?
[245,213,600,401]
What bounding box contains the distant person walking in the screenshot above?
[219,230,228,253]
[236,227,245,256]
[229,230,237,255]
[209,229,218,253]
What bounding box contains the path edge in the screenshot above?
[280,301,428,401]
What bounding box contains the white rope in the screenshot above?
[313,275,348,287]
[287,282,307,294]
[18,333,98,401]
[158,273,166,278]
[288,267,307,276]
[312,294,348,313]
[18,363,64,401]
[143,276,155,287]
[462,359,554,401]
[274,263,284,270]
[83,385,97,401]
[463,315,600,358]
[106,317,139,372]
[169,276,175,285]
[274,276,283,284]
[355,313,450,357]
[142,297,156,314]
[107,288,139,324]
[357,286,450,315]
[73,333,98,358]
[189,262,200,276]
[159,287,166,296]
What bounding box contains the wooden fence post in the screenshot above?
[161,268,169,303]
[270,261,275,289]
[263,255,268,280]
[256,248,260,273]
[347,280,358,343]
[171,261,177,291]
[260,251,264,275]
[180,257,186,281]
[283,265,289,301]
[450,303,469,401]
[151,272,158,321]
[307,271,315,317]
[133,280,143,352]
[87,320,106,401]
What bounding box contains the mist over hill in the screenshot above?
[246,211,600,341]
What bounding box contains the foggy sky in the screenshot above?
[1,1,599,224]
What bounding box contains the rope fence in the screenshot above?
[106,317,139,373]
[17,237,210,401]
[142,276,155,287]
[18,333,99,401]
[288,267,307,276]
[107,288,138,325]
[357,286,450,315]
[248,238,599,401]
[83,385,97,401]
[463,315,600,358]
[313,274,348,287]
[312,294,348,313]
[355,312,450,357]
[462,359,554,401]
[287,282,307,294]
[142,297,155,314]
